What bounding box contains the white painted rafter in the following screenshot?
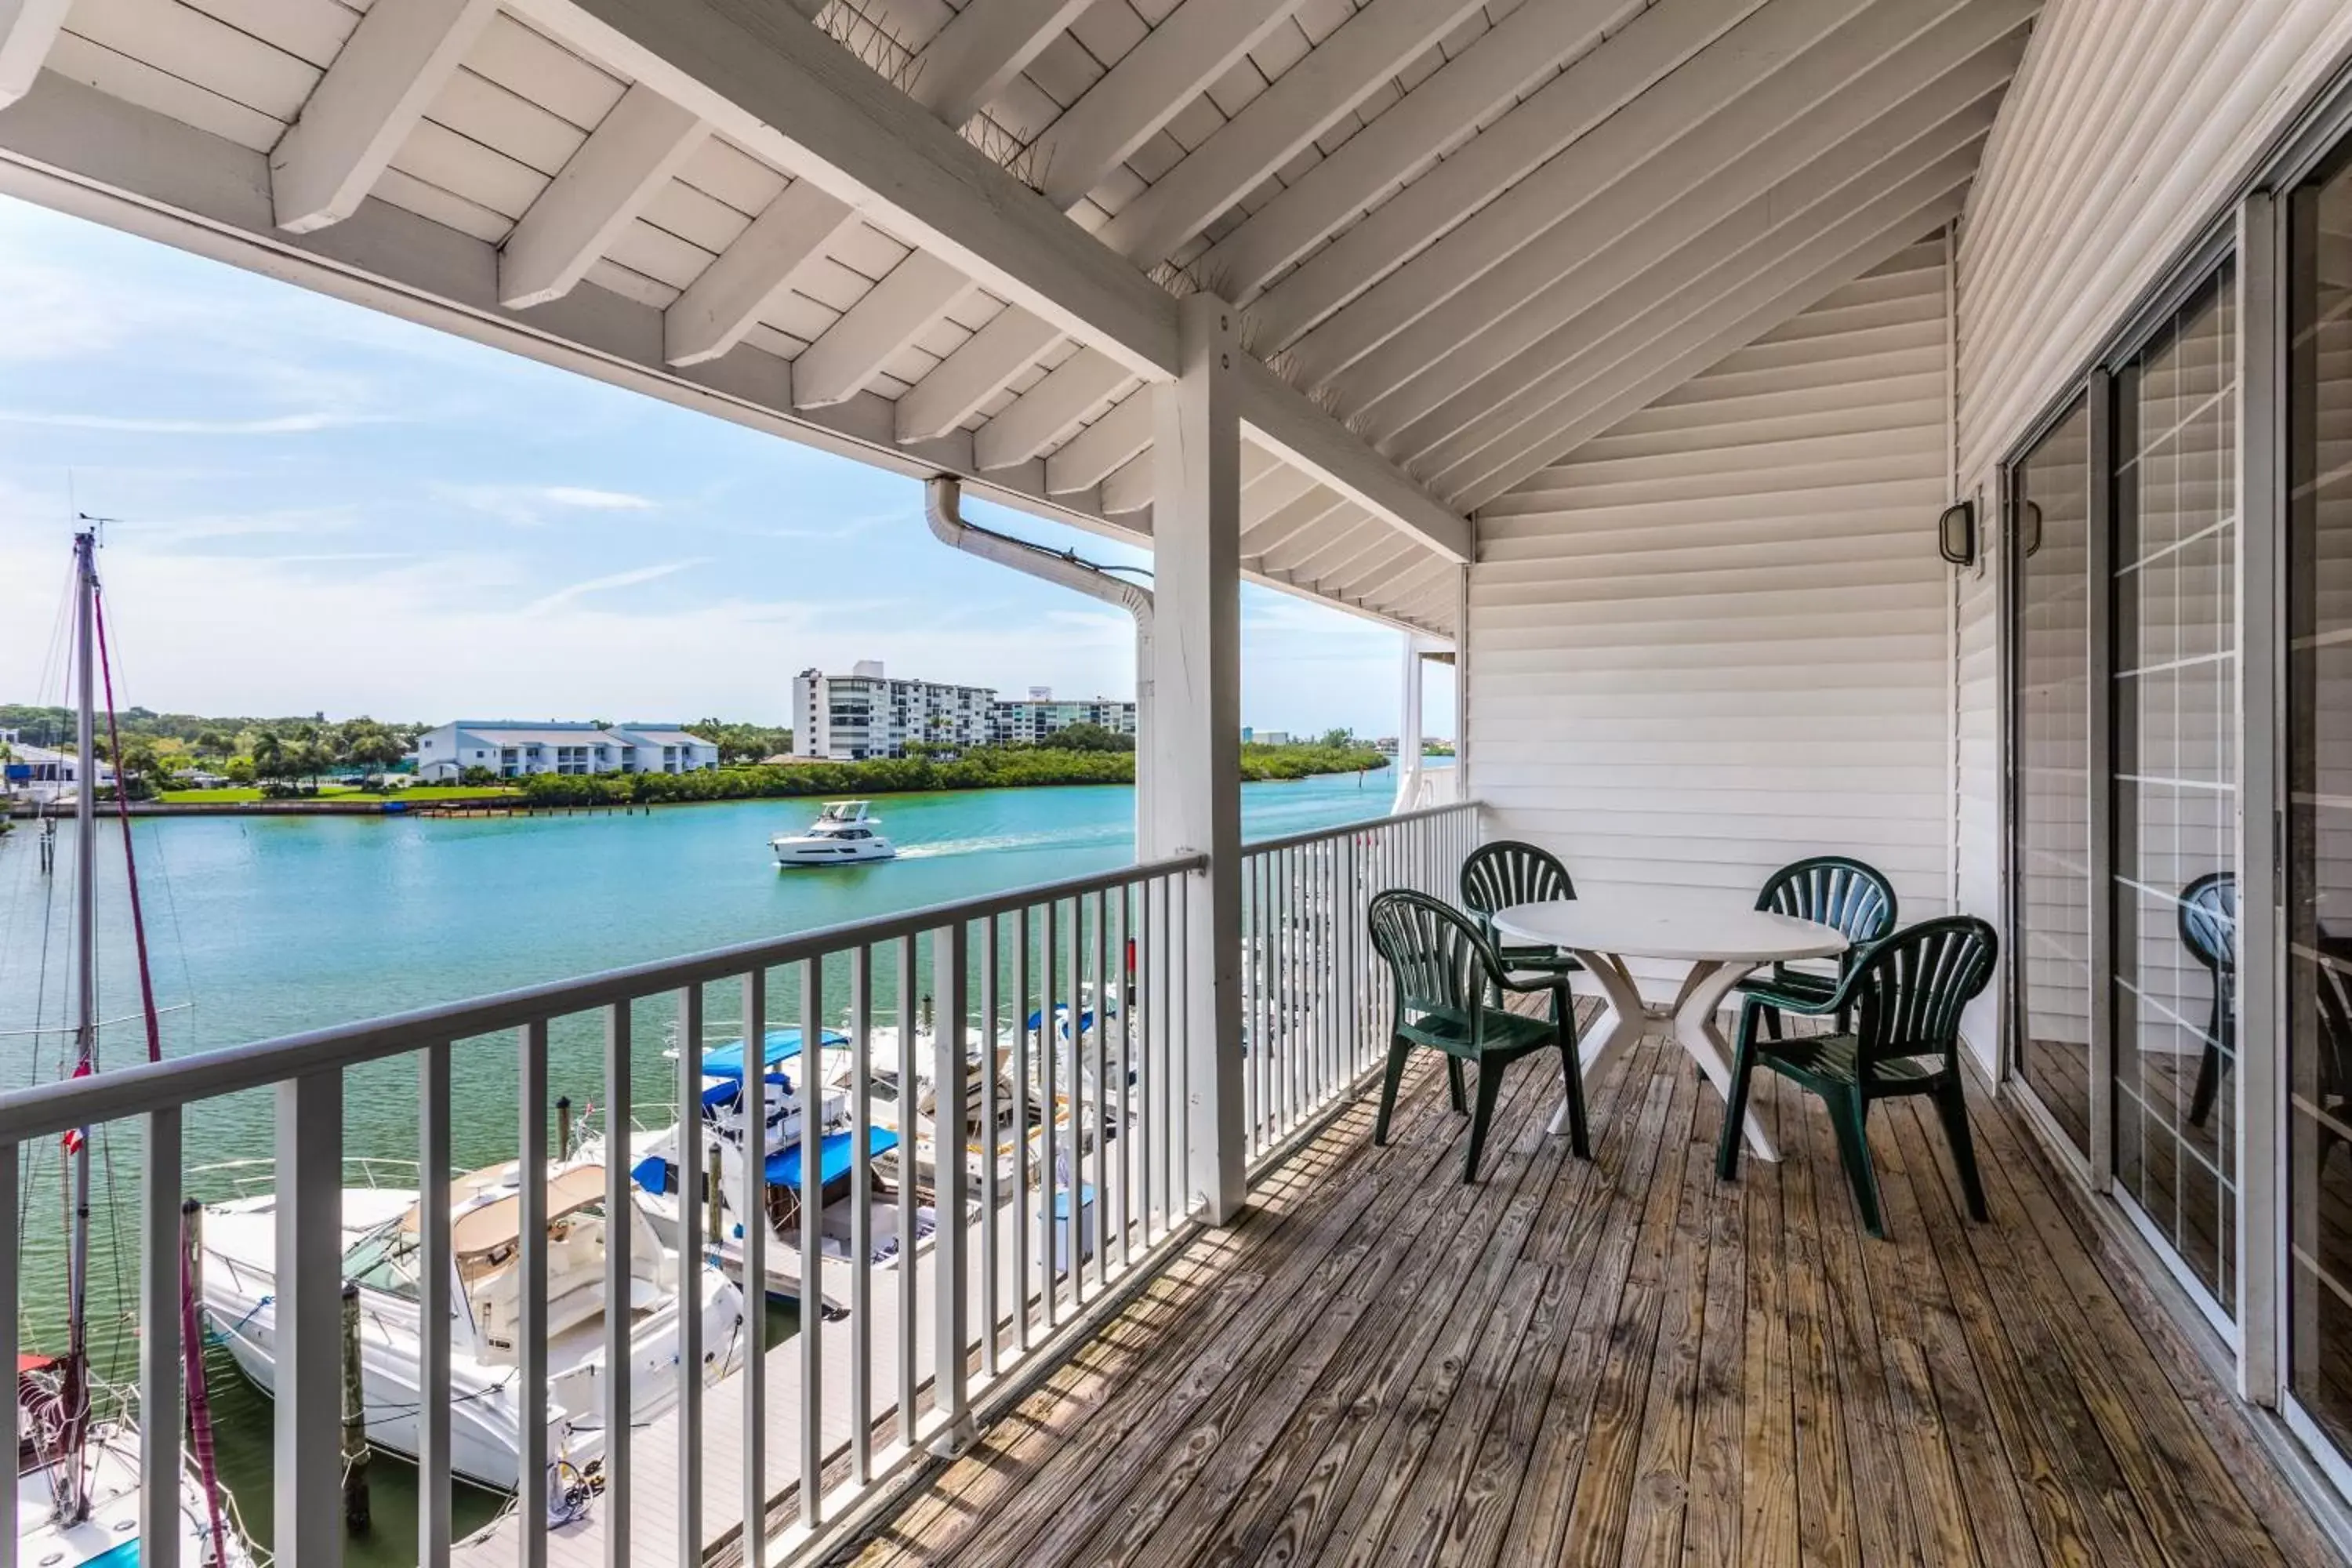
[270,0,499,235]
[1439,170,1976,510]
[500,82,709,310]
[663,179,850,367]
[0,0,71,109]
[1095,0,1491,267]
[1243,0,1766,352]
[1281,0,1889,389]
[911,0,1098,128]
[1240,486,1353,563]
[1032,0,1311,212]
[896,307,1062,440]
[974,348,1132,470]
[1236,354,1468,563]
[1195,0,1639,303]
[513,0,1181,378]
[1353,18,2026,447]
[792,249,967,407]
[1046,393,1153,495]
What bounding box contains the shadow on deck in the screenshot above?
[846,1013,2332,1567]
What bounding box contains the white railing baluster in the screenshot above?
[674,985,704,1568]
[850,945,873,1485]
[1039,899,1058,1333]
[419,1043,452,1568]
[1091,889,1109,1290]
[140,1105,181,1568]
[979,914,1000,1377]
[931,920,970,1445]
[798,958,822,1529]
[1065,900,1085,1310]
[741,967,768,1559]
[600,1005,630,1568]
[1115,887,1133,1270]
[895,938,916,1446]
[1012,906,1032,1354]
[1138,882,1156,1243]
[518,1021,549,1568]
[276,1069,343,1568]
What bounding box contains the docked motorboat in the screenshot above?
[198,1160,746,1495]
[771,800,896,865]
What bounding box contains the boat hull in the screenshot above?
[16,1415,259,1568]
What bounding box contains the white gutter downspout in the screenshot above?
[924,476,1155,838]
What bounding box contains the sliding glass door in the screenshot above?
[2287,147,2352,1461]
[2111,266,2240,1317]
[2011,401,2095,1159]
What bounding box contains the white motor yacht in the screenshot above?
[198,1160,746,1496]
[771,800,896,866]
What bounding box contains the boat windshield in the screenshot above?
[343,1223,421,1301]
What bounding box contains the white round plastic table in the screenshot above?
[1491,890,1847,1163]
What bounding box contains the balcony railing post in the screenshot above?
[275,1068,344,1568]
[599,1006,630,1568]
[1148,293,1246,1225]
[0,1142,14,1554]
[140,1105,182,1568]
[931,919,971,1450]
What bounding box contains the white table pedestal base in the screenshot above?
[1544,950,1779,1162]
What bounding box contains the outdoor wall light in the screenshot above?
[1936,499,1976,567]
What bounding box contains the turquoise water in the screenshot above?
[0,771,1398,1560]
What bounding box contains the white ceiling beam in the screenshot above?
[499,83,709,309]
[895,307,1062,440]
[910,0,1097,126]
[663,179,850,366]
[1045,392,1152,494]
[1386,91,2000,461]
[1412,133,1983,486]
[1102,451,1154,515]
[1032,0,1309,212]
[0,0,71,109]
[1095,0,1490,267]
[270,0,499,234]
[776,0,1098,405]
[1261,510,1381,578]
[1358,21,2024,446]
[514,0,1179,379]
[1235,354,1468,563]
[1439,174,1975,510]
[1349,539,1448,601]
[1281,0,1892,389]
[1196,0,1636,304]
[1243,0,1763,353]
[1240,486,1352,561]
[792,249,967,407]
[974,348,1132,470]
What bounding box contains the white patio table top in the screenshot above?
[1493,890,1847,1163]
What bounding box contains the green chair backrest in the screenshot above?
[1849,916,1998,1085]
[1368,888,1495,1020]
[1460,840,1575,920]
[1757,855,1898,946]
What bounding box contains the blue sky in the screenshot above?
[0,196,1454,739]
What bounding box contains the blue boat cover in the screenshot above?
[762,1126,899,1191]
[701,1027,851,1081]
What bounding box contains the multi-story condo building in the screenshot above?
[987,690,1138,746]
[791,662,996,760]
[414,721,719,780]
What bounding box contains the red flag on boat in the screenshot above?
[60,1057,91,1152]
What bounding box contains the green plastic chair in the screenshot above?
[1736,855,1898,1040]
[1459,840,1584,1024]
[1716,915,1997,1239]
[1367,889,1588,1180]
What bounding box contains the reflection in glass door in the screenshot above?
[2111,267,2239,1316]
[2012,401,2095,1157]
[2288,151,2352,1459]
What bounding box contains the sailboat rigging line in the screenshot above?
[92,583,165,1065]
[0,1003,194,1038]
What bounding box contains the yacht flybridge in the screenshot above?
[771,800,897,866]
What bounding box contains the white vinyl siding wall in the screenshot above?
[1468,237,1957,993]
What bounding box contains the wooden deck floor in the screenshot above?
[848,1015,2339,1568]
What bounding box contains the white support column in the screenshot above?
[1393,637,1425,814]
[1147,293,1245,1224]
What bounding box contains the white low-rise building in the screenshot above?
[0,728,114,805]
[414,721,718,781]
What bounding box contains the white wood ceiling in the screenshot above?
[0,0,2041,636]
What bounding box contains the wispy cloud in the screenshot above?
[0,410,388,435]
[522,557,707,616]
[437,482,662,526]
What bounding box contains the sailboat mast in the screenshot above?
[63,526,97,1518]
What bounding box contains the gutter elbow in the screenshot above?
[924,474,964,547]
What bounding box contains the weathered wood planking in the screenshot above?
[845,1007,2331,1568]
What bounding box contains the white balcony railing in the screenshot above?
[0,801,1479,1568]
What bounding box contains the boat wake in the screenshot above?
[894,823,1129,860]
